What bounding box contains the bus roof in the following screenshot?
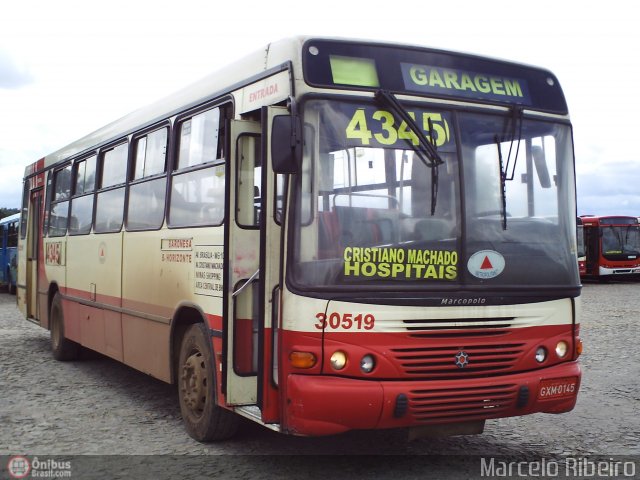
[580,215,639,226]
[25,35,564,178]
[30,36,305,175]
[0,213,20,226]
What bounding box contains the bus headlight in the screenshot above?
[535,347,547,363]
[555,341,568,358]
[360,354,375,373]
[330,351,347,370]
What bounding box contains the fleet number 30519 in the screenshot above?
[315,312,375,330]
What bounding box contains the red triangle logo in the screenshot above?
[480,256,493,269]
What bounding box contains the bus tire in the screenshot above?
[50,293,80,361]
[178,323,239,442]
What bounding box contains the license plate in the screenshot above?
[538,377,578,399]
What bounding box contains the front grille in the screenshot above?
[390,342,526,378]
[409,383,518,423]
[404,317,515,338]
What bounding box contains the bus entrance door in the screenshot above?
[226,109,286,426]
[226,120,263,406]
[584,226,599,275]
[26,189,43,321]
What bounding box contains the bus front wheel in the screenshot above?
[50,293,80,361]
[177,323,239,442]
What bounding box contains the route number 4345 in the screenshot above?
[345,108,450,148]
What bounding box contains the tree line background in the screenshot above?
[0,207,19,220]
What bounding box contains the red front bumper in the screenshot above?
[284,361,580,436]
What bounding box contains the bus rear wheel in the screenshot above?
[50,293,80,361]
[178,323,239,442]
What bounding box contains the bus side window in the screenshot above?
[169,106,225,228]
[95,143,127,233]
[127,127,168,231]
[49,165,72,237]
[69,154,97,235]
[8,221,18,248]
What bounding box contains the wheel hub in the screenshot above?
[181,351,206,414]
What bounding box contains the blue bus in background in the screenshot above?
[0,213,19,294]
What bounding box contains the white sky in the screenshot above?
[1,0,638,216]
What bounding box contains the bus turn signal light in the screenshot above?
[289,351,317,369]
[576,339,583,357]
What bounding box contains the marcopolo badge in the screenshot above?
[467,250,505,279]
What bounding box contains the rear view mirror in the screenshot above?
[271,115,302,174]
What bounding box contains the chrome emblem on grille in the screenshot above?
[455,351,469,368]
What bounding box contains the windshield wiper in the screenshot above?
[495,135,508,230]
[375,90,443,168]
[426,117,439,216]
[375,90,443,215]
[495,106,524,230]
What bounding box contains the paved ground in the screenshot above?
[1,282,639,478]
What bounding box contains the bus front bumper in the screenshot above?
[284,361,580,436]
[599,266,640,276]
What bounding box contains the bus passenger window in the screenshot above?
[95,189,126,233]
[75,154,97,194]
[170,166,225,227]
[128,178,166,230]
[49,165,72,237]
[101,143,128,188]
[169,107,225,228]
[8,221,18,248]
[133,128,167,180]
[127,128,168,231]
[177,108,220,168]
[69,154,97,235]
[69,195,94,234]
[95,143,127,233]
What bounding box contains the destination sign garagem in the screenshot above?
[401,63,531,104]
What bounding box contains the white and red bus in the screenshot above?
[580,215,640,278]
[18,36,582,442]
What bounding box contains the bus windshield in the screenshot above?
[290,98,578,292]
[601,225,640,259]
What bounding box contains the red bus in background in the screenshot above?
[580,215,640,279]
[576,217,586,276]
